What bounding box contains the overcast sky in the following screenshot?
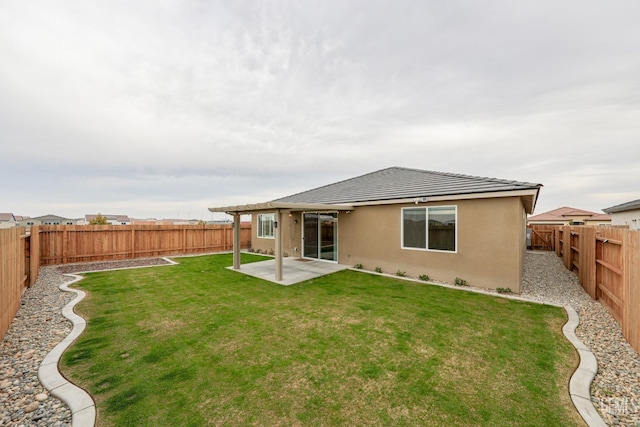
[1,1,639,220]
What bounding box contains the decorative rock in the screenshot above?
[24,401,39,413]
[521,251,640,426]
[0,379,11,388]
[35,393,48,401]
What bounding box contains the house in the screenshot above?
[80,214,131,225]
[603,199,640,230]
[209,167,541,292]
[19,214,78,228]
[527,207,611,226]
[0,213,17,229]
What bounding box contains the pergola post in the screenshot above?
[274,209,283,281]
[233,213,241,270]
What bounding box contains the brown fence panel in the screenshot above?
[0,227,27,340]
[528,224,556,251]
[595,228,625,324]
[624,230,640,352]
[569,228,580,274]
[554,225,639,354]
[37,224,251,265]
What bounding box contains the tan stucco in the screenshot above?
[250,196,528,292]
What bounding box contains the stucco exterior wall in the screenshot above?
[251,212,302,257]
[338,198,526,292]
[610,210,640,230]
[250,197,528,292]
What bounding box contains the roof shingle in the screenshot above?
[274,167,541,205]
[603,199,640,214]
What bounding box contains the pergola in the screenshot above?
[208,202,354,282]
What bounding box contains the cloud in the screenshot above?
[1,1,639,218]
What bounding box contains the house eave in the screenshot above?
[208,201,355,215]
[347,189,540,214]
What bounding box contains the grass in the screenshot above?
[61,253,582,426]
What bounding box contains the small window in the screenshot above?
[257,214,275,239]
[402,206,457,252]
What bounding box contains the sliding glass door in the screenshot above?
[303,213,337,261]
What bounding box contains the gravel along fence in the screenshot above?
[522,251,640,426]
[2,253,639,426]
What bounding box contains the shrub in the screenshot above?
[375,267,383,273]
[419,274,430,281]
[454,277,468,287]
[354,263,363,269]
[395,270,407,277]
[496,287,512,294]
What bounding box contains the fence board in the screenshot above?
[36,224,251,266]
[624,230,640,352]
[0,228,27,340]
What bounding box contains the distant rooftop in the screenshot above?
[528,207,611,222]
[603,199,640,214]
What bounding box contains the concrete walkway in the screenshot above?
[228,257,349,285]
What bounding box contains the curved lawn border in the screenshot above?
[38,273,96,427]
[37,257,179,427]
[562,306,607,427]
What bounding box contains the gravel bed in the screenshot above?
[0,267,74,426]
[0,257,172,426]
[522,251,640,426]
[2,253,638,426]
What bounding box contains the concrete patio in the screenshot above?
[227,257,349,285]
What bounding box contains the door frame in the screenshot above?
[301,211,338,263]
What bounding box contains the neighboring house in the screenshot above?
[527,207,611,226]
[0,213,17,229]
[603,199,640,230]
[19,214,78,228]
[80,214,131,225]
[130,218,159,225]
[209,167,542,293]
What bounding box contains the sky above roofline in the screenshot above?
[1,1,639,220]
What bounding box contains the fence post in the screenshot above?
[623,229,640,353]
[581,227,597,299]
[131,228,136,259]
[62,227,68,264]
[562,226,571,269]
[29,226,40,286]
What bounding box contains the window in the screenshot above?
[257,213,275,239]
[402,206,456,252]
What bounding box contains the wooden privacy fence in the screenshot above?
[528,224,556,251]
[0,228,30,340]
[1,224,251,341]
[555,226,640,353]
[32,224,251,266]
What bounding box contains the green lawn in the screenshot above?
[61,253,582,427]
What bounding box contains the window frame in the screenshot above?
[257,213,275,239]
[401,205,457,253]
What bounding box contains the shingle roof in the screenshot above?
[603,199,640,214]
[527,207,611,222]
[0,213,16,222]
[274,167,541,205]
